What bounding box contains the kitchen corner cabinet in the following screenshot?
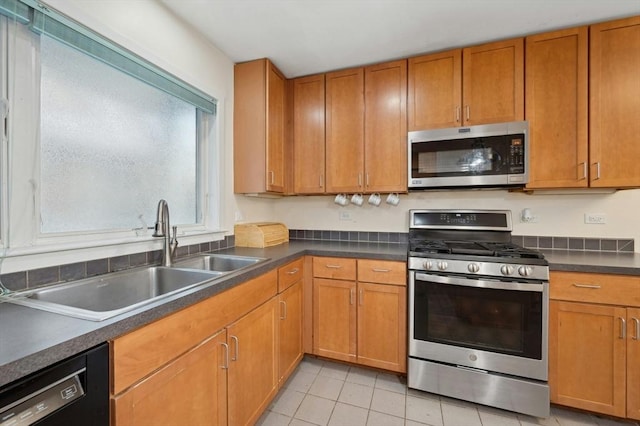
[589,16,640,188]
[312,257,407,373]
[293,74,326,194]
[324,61,408,194]
[549,271,640,420]
[234,58,287,194]
[525,27,588,189]
[408,38,523,130]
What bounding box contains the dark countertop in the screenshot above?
[0,240,406,388]
[1,239,638,388]
[543,249,640,276]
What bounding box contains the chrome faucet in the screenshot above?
[153,199,178,267]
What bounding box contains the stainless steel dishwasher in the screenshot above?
[0,343,109,426]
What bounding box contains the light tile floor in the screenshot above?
[257,356,639,426]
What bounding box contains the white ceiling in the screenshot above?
[160,0,640,78]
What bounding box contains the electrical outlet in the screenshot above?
[585,213,606,224]
[339,211,351,221]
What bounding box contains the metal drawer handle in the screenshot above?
[280,300,287,320]
[350,288,355,305]
[359,288,363,305]
[632,318,640,341]
[573,283,601,289]
[372,268,390,273]
[286,268,299,275]
[221,343,229,369]
[579,162,587,180]
[326,264,342,269]
[620,318,626,340]
[231,335,239,361]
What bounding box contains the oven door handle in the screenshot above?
[414,272,545,292]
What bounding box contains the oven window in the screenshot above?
[413,280,542,359]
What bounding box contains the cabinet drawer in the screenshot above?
[313,257,357,280]
[278,258,304,292]
[111,270,277,395]
[357,260,406,286]
[550,271,640,307]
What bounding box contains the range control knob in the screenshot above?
[518,266,533,277]
[500,265,514,275]
[437,261,448,271]
[423,260,433,270]
[467,263,480,273]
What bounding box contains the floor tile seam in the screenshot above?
[292,393,338,426]
[404,396,444,426]
[308,374,347,401]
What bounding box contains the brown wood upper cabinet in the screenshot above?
[590,16,640,188]
[293,74,326,194]
[527,17,640,190]
[325,60,407,194]
[234,58,287,194]
[525,27,589,189]
[325,67,365,193]
[408,38,524,131]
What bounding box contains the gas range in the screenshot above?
[407,209,550,418]
[408,209,548,281]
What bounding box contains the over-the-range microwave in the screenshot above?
[408,121,529,190]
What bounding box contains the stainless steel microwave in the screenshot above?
[408,121,529,190]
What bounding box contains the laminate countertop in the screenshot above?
[1,240,638,388]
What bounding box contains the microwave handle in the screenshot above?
[414,272,545,293]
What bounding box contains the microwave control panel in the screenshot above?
[508,137,525,174]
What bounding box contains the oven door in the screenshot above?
[409,271,548,381]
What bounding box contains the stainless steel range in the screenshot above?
[407,209,550,418]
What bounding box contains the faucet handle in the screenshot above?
[172,226,178,243]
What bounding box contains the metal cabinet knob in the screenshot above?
[467,263,480,273]
[500,265,514,275]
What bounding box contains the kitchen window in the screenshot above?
[0,1,221,266]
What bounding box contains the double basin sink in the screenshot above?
[4,254,268,321]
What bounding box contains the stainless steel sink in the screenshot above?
[173,253,268,272]
[6,267,223,321]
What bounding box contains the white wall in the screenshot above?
[235,189,640,251]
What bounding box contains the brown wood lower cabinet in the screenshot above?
[549,271,640,421]
[312,257,407,373]
[113,330,227,426]
[278,280,303,384]
[227,297,279,426]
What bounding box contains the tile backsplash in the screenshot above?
[289,229,635,253]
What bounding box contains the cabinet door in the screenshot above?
[293,74,326,194]
[364,60,407,193]
[590,16,640,188]
[112,331,227,426]
[462,38,524,125]
[227,297,279,426]
[266,63,286,192]
[408,49,462,130]
[525,27,588,189]
[357,282,407,373]
[549,301,627,417]
[325,67,364,193]
[628,308,640,420]
[279,280,303,385]
[313,278,356,362]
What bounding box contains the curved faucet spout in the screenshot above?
[153,199,178,266]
